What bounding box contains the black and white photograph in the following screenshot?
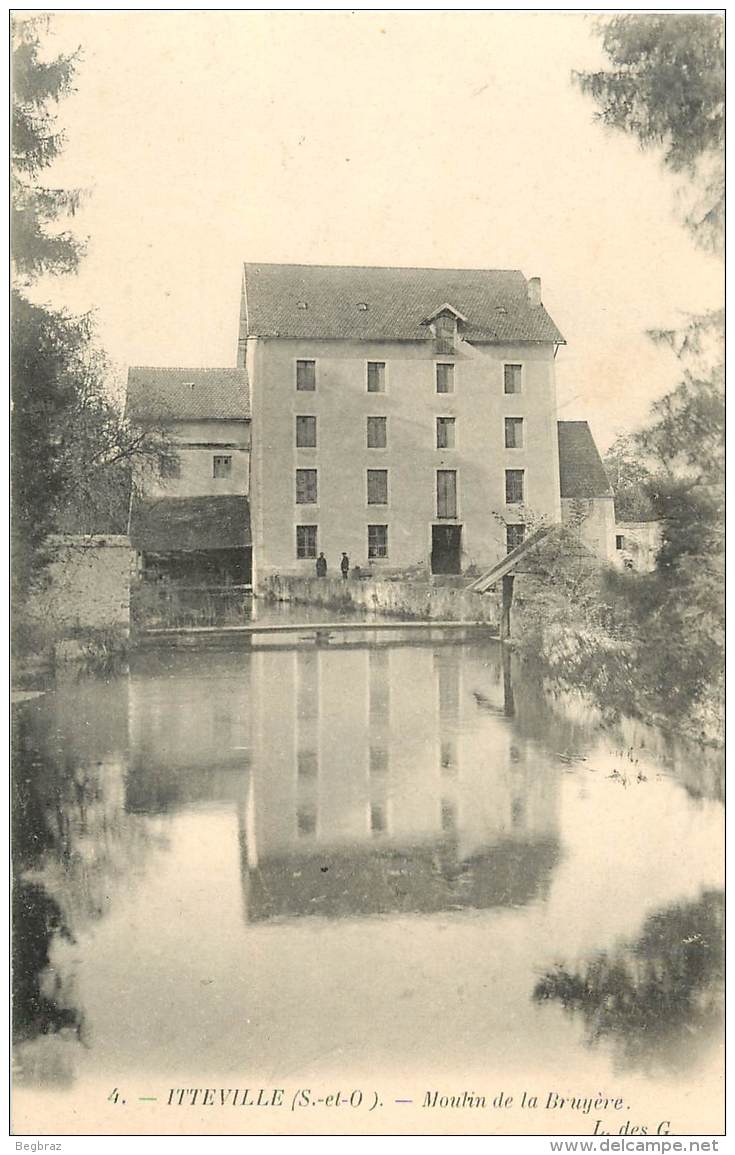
[10,9,725,1139]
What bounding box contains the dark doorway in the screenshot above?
[431,525,462,575]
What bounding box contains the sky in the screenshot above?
[30,11,723,450]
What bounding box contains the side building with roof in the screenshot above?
[557,420,616,560]
[126,367,252,585]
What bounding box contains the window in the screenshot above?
[616,535,625,550]
[368,524,388,559]
[297,805,317,837]
[505,469,524,504]
[367,362,386,393]
[434,311,457,351]
[436,417,456,449]
[505,417,524,449]
[213,454,232,479]
[296,415,317,448]
[440,738,457,774]
[297,748,318,777]
[367,469,388,505]
[441,798,458,833]
[296,525,318,558]
[296,359,316,391]
[436,469,457,518]
[160,455,180,479]
[296,468,317,504]
[504,364,522,394]
[370,803,387,835]
[436,363,454,393]
[367,416,387,448]
[506,523,526,553]
[370,746,388,776]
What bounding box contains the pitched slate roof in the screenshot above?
[557,421,613,499]
[241,263,565,344]
[129,495,251,551]
[126,367,250,422]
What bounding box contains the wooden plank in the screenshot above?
[466,525,552,593]
[141,619,493,638]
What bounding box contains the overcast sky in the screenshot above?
[35,11,722,450]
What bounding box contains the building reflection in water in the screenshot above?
[242,642,562,922]
[126,650,253,814]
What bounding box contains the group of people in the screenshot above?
[315,551,351,579]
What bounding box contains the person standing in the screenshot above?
[315,552,327,578]
[340,552,350,580]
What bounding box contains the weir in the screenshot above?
[138,619,497,641]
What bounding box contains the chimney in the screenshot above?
[527,276,542,307]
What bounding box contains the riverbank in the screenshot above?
[511,559,724,750]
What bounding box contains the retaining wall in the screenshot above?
[262,574,500,625]
[29,535,134,636]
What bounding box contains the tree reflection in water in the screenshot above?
[533,890,724,1072]
[12,690,161,1085]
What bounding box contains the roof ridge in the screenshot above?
[128,365,245,372]
[243,261,524,275]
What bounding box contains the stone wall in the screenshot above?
[262,574,500,625]
[29,535,134,635]
[613,521,663,573]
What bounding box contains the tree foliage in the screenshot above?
[11,15,84,279]
[574,14,724,250]
[11,16,171,602]
[603,435,658,522]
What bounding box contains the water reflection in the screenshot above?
[534,890,724,1074]
[11,632,724,1098]
[11,686,164,1086]
[238,644,562,922]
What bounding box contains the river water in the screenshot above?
[12,620,724,1135]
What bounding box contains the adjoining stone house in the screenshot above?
[126,367,252,585]
[612,520,663,572]
[237,262,614,589]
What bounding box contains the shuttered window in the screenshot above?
[367,362,386,392]
[506,524,526,553]
[504,364,522,394]
[296,415,317,447]
[213,455,232,479]
[436,469,457,518]
[367,469,388,505]
[367,416,387,448]
[505,469,524,504]
[296,360,316,391]
[505,417,524,448]
[436,417,456,449]
[436,363,454,393]
[296,469,318,504]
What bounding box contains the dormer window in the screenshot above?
[425,303,467,354]
[434,312,457,346]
